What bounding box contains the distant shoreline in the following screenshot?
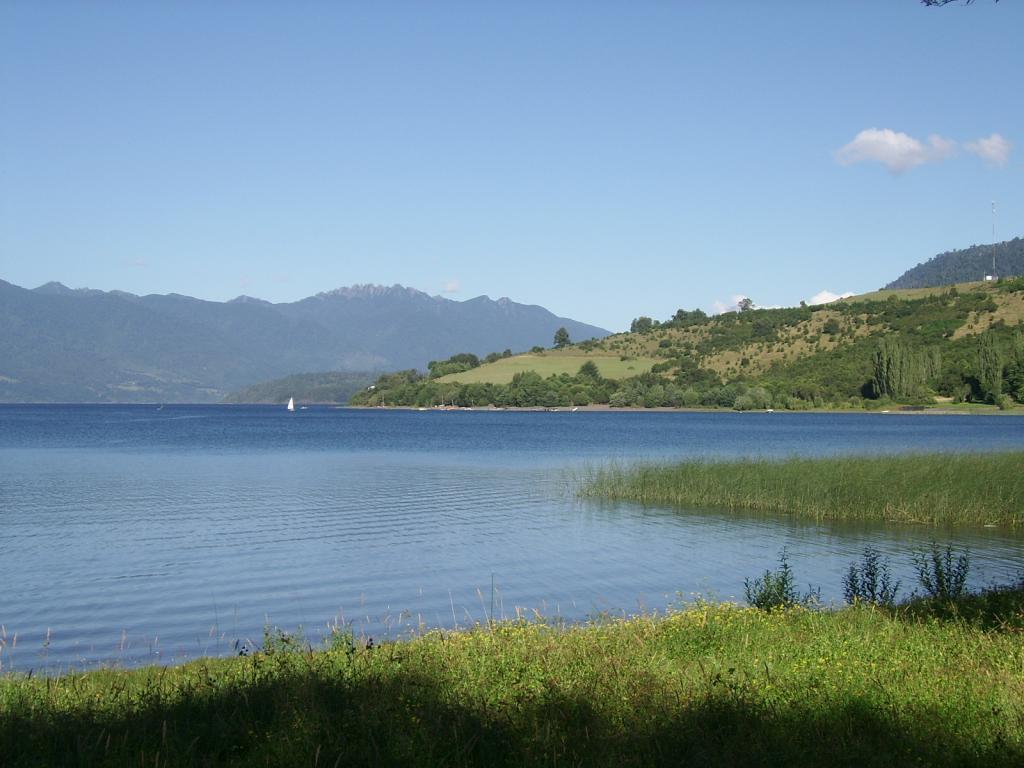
[344,403,1023,416]
[1,401,1020,416]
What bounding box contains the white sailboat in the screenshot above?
[287,397,295,412]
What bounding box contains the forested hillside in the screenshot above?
[222,372,374,404]
[886,237,1024,289]
[353,279,1024,411]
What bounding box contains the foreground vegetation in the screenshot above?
[2,586,1023,767]
[580,452,1024,526]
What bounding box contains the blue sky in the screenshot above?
[1,1,1020,332]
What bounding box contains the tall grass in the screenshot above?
[579,452,1024,526]
[2,595,1022,767]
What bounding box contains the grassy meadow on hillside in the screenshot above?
[436,353,660,384]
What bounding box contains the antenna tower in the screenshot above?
[991,201,997,277]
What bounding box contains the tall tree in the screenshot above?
[871,337,940,400]
[630,317,654,334]
[1004,331,1024,402]
[553,327,571,349]
[977,331,1004,402]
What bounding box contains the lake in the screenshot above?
[1,404,1022,673]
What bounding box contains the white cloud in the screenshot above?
[965,133,1012,167]
[711,294,782,314]
[711,294,749,314]
[440,279,461,295]
[710,291,852,314]
[835,128,956,174]
[807,290,853,305]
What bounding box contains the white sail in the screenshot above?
[287,397,295,412]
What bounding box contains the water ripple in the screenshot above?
[2,406,1023,672]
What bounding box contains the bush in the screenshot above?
[578,360,601,380]
[679,388,701,407]
[608,391,633,408]
[912,543,970,601]
[744,549,820,610]
[643,385,666,408]
[842,546,900,606]
[733,394,756,411]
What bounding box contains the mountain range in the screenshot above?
[0,280,608,403]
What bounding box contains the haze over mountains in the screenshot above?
[0,280,608,403]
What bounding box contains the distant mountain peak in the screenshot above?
[33,281,74,295]
[229,294,272,306]
[314,283,437,301]
[33,281,116,298]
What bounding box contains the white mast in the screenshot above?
[992,200,997,277]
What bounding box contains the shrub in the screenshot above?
[608,391,633,408]
[643,385,666,408]
[842,546,900,606]
[744,549,819,610]
[733,394,756,411]
[679,388,701,407]
[912,543,970,601]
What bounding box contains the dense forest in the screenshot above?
[352,279,1024,411]
[886,237,1024,289]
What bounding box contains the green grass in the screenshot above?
[437,353,660,385]
[579,452,1024,526]
[2,593,1023,767]
[840,281,992,304]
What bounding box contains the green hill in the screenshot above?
[352,279,1024,410]
[886,237,1024,289]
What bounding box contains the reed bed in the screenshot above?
[578,452,1024,526]
[2,594,1022,767]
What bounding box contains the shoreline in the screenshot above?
[343,402,1023,416]
[1,401,1021,415]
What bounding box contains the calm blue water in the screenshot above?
[1,405,1022,673]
